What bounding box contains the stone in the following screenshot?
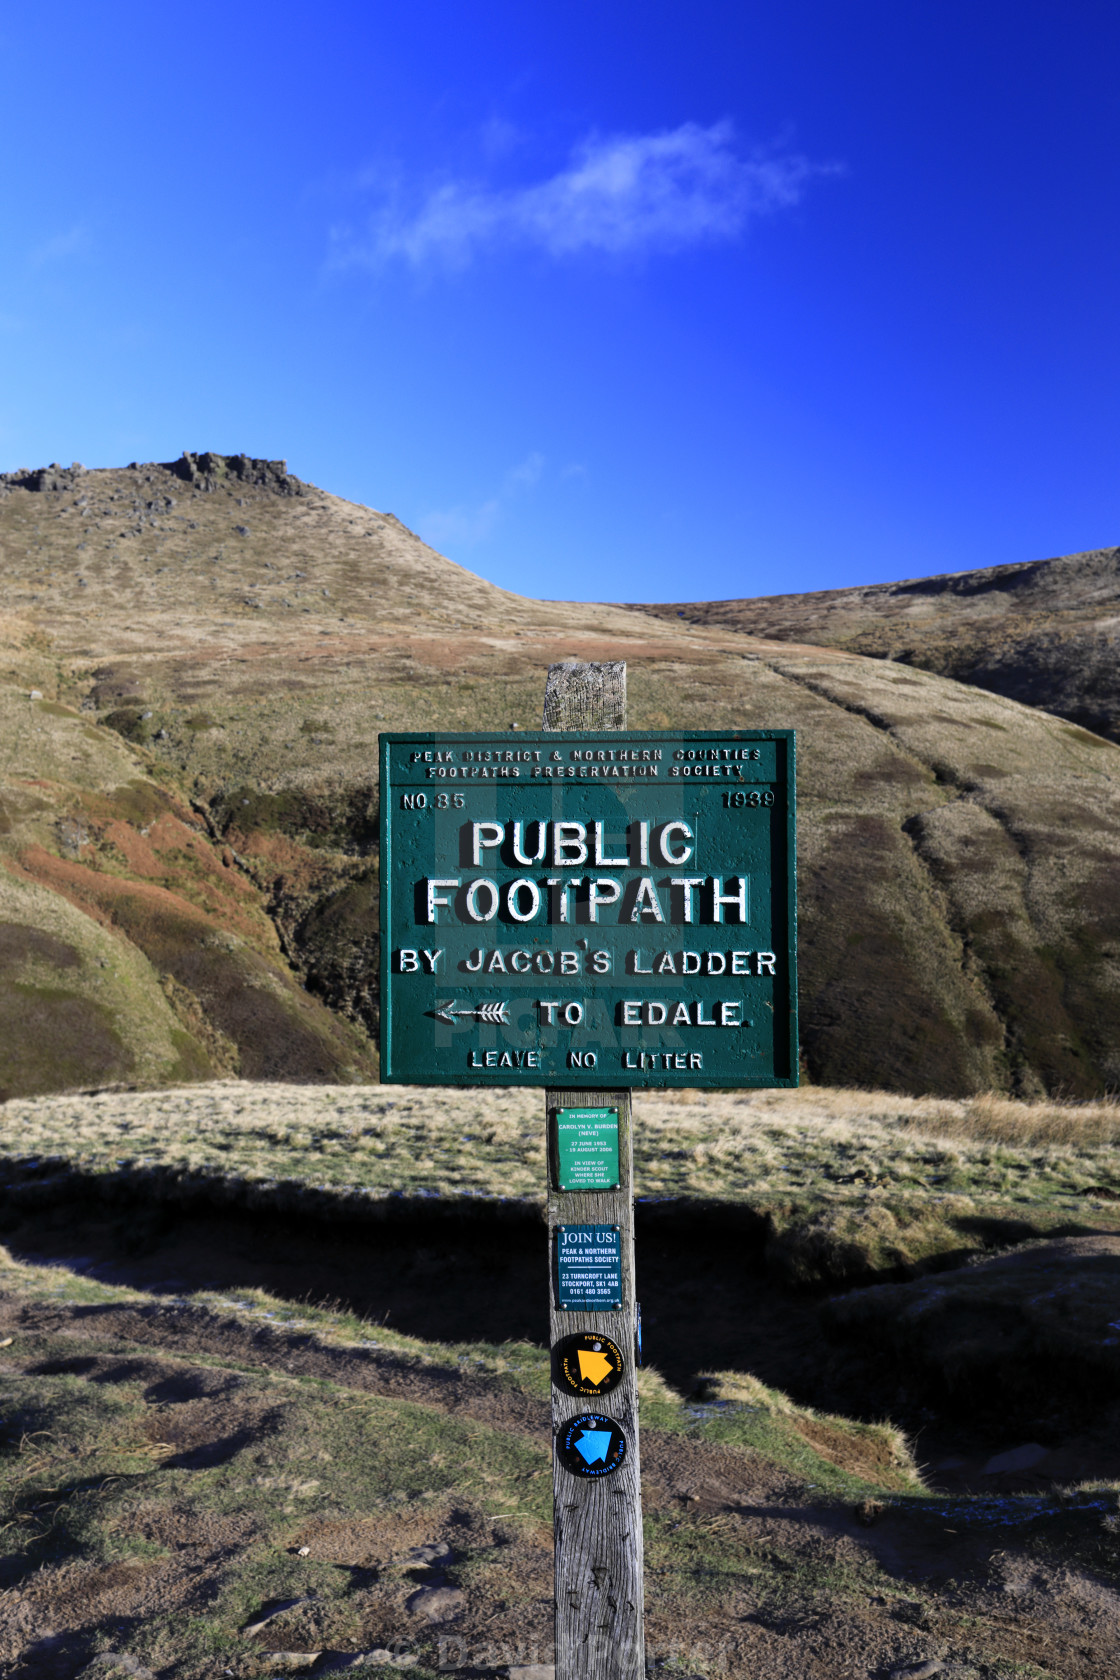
[403,1541,451,1565]
[889,1663,945,1680]
[405,1584,464,1621]
[243,1596,314,1638]
[315,1656,418,1673]
[79,1656,156,1679]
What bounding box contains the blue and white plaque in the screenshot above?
[556,1224,622,1311]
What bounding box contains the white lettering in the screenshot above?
[547,876,582,923]
[563,1001,584,1026]
[425,878,459,922]
[421,949,442,973]
[553,821,588,865]
[587,877,622,922]
[471,822,504,865]
[464,878,500,922]
[510,949,531,972]
[672,876,704,922]
[629,877,665,923]
[485,949,506,972]
[757,950,777,975]
[506,877,542,922]
[398,948,419,972]
[618,998,745,1028]
[593,822,629,867]
[658,821,695,864]
[539,1000,560,1024]
[712,876,749,922]
[511,820,547,865]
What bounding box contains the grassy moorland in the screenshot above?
[4,457,1120,1102]
[3,1244,1119,1680]
[2,1083,1118,1285]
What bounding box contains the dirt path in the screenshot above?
[2,1282,1119,1678]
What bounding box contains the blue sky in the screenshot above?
[1,1,1117,602]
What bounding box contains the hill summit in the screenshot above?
[2,454,1119,1100]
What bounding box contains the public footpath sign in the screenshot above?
[378,729,797,1088]
[380,692,797,1680]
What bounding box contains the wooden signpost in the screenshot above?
[546,658,642,1680]
[378,664,797,1679]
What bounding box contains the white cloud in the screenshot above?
[335,121,834,270]
[420,452,544,552]
[421,496,502,550]
[28,224,92,269]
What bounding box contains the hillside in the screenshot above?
[625,542,1120,742]
[2,454,1120,1098]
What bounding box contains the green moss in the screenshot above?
[165,1026,218,1083]
[101,707,151,744]
[94,890,374,1082]
[1061,725,1111,748]
[0,921,81,972]
[213,783,378,851]
[0,982,133,1098]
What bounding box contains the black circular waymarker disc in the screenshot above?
[556,1412,628,1479]
[552,1332,625,1398]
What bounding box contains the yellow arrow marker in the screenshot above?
[577,1349,615,1386]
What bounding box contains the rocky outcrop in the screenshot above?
[163,451,304,495]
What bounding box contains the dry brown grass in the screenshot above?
[1,1080,1117,1216]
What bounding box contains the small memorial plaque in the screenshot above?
[556,1224,622,1310]
[556,1411,628,1478]
[554,1106,620,1191]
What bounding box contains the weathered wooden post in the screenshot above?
[544,661,643,1680]
[378,691,797,1680]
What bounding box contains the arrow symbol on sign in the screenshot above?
[574,1429,612,1465]
[433,1001,510,1025]
[576,1349,615,1386]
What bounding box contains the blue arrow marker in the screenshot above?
[574,1429,612,1465]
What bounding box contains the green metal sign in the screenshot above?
[554,1106,620,1191]
[378,729,796,1088]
